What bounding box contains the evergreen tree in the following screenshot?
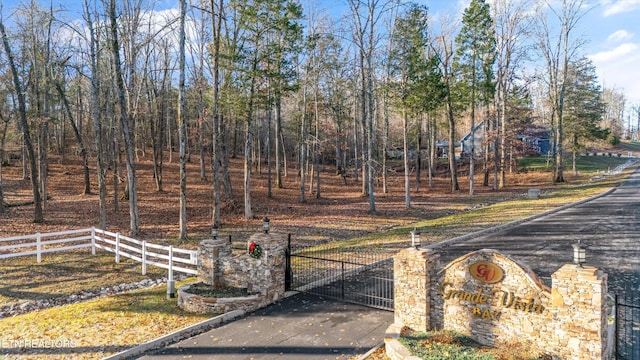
[454,0,496,195]
[564,57,605,175]
[389,3,443,207]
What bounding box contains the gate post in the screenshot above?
[285,234,292,291]
[551,264,610,359]
[393,247,440,332]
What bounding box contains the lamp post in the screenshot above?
[572,240,586,267]
[212,225,219,240]
[263,217,270,234]
[411,228,421,249]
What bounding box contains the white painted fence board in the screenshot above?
[1,228,198,277]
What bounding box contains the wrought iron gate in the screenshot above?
[285,238,395,311]
[615,286,640,359]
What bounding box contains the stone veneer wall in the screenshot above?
[392,248,611,359]
[220,232,287,302]
[179,232,287,314]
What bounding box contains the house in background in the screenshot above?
[460,122,486,157]
[387,123,550,161]
[459,121,551,158]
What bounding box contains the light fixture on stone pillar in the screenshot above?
[572,240,586,267]
[411,228,421,249]
[263,217,270,234]
[212,225,219,240]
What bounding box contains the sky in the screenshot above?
[434,0,640,109]
[1,0,639,110]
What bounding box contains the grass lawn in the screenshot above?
[0,278,208,360]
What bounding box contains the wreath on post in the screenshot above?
[248,241,263,259]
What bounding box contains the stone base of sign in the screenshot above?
[384,323,420,360]
[391,248,613,359]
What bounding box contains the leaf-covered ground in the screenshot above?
[0,152,635,360]
[0,155,561,246]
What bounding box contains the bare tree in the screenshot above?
[177,0,188,240]
[347,0,392,213]
[108,0,140,235]
[210,0,223,229]
[83,0,107,229]
[492,0,533,189]
[535,0,588,184]
[0,9,43,222]
[431,17,460,192]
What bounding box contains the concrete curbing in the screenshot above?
[101,309,245,360]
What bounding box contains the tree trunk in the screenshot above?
[177,0,188,240]
[402,108,410,208]
[85,1,107,228]
[299,85,307,203]
[0,17,43,223]
[243,51,258,220]
[275,94,283,189]
[54,81,91,195]
[211,0,223,229]
[109,0,140,236]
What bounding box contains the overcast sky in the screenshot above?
[1,0,639,109]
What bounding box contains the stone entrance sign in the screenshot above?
[390,248,613,359]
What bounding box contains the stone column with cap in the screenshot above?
[550,264,610,359]
[197,238,232,288]
[393,247,440,332]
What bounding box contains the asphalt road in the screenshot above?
[434,167,640,292]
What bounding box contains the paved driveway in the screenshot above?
[136,292,392,360]
[434,168,640,291]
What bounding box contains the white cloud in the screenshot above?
[590,42,638,62]
[607,29,634,42]
[601,0,640,17]
[589,42,640,104]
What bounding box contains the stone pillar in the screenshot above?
[551,264,610,360]
[244,232,287,301]
[393,248,440,332]
[198,238,232,287]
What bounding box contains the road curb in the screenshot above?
[101,309,245,360]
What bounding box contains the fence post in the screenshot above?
[36,233,42,263]
[91,227,96,255]
[167,246,175,299]
[141,241,147,275]
[115,233,121,263]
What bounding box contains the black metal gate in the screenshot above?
[285,237,395,311]
[616,286,640,359]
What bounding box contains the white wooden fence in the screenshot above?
[0,228,198,283]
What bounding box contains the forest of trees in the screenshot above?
[0,0,632,237]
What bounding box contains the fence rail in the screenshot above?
[0,228,198,282]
